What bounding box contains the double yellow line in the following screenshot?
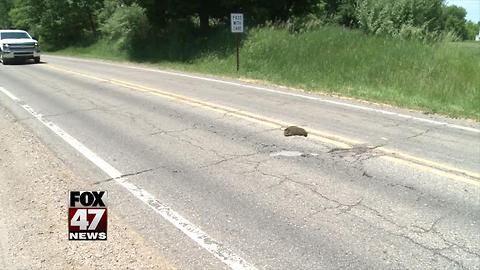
[44,64,480,187]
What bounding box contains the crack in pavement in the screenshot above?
[387,182,416,191]
[241,128,282,140]
[257,160,478,269]
[324,144,386,181]
[40,78,110,109]
[111,109,159,131]
[380,116,414,129]
[163,131,229,163]
[261,165,358,210]
[302,198,364,220]
[199,152,261,169]
[345,210,477,269]
[92,166,167,185]
[405,128,432,140]
[149,126,198,136]
[411,217,444,234]
[328,144,385,155]
[24,79,473,266]
[422,219,480,258]
[13,106,110,122]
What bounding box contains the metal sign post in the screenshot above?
[231,13,244,72]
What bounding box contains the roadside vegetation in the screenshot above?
[56,26,480,120]
[1,0,479,119]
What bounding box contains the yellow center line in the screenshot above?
[379,147,480,180]
[43,64,480,187]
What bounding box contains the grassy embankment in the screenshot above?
[54,26,480,120]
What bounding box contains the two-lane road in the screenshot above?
[1,55,479,269]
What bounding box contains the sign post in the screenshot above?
[231,13,244,72]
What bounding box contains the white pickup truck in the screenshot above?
[0,30,41,65]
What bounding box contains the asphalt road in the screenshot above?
[0,55,479,270]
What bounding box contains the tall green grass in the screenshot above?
[54,26,480,120]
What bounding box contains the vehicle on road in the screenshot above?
[0,30,41,65]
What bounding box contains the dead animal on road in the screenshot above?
[284,126,308,137]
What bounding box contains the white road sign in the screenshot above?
[231,13,244,33]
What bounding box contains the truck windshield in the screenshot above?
[1,32,30,39]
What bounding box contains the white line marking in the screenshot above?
[0,87,20,101]
[0,86,257,270]
[47,55,480,134]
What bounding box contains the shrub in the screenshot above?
[357,0,444,41]
[99,2,149,51]
[286,13,326,33]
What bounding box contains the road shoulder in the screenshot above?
[0,105,174,269]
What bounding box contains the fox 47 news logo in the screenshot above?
[68,191,107,240]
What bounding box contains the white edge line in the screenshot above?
[47,55,480,134]
[0,86,258,270]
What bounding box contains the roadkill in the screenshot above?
[284,126,308,137]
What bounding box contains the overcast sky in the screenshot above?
[446,0,480,22]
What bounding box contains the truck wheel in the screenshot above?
[34,57,40,64]
[0,53,6,65]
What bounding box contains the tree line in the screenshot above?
[0,0,479,49]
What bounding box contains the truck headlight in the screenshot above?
[2,44,10,52]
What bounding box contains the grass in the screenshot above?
[52,26,480,120]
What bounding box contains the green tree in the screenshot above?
[157,0,324,31]
[9,0,103,48]
[73,0,104,35]
[0,0,13,28]
[163,0,237,32]
[465,21,479,40]
[99,1,150,51]
[136,0,167,27]
[319,0,358,27]
[8,0,43,32]
[357,0,444,40]
[442,5,468,40]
